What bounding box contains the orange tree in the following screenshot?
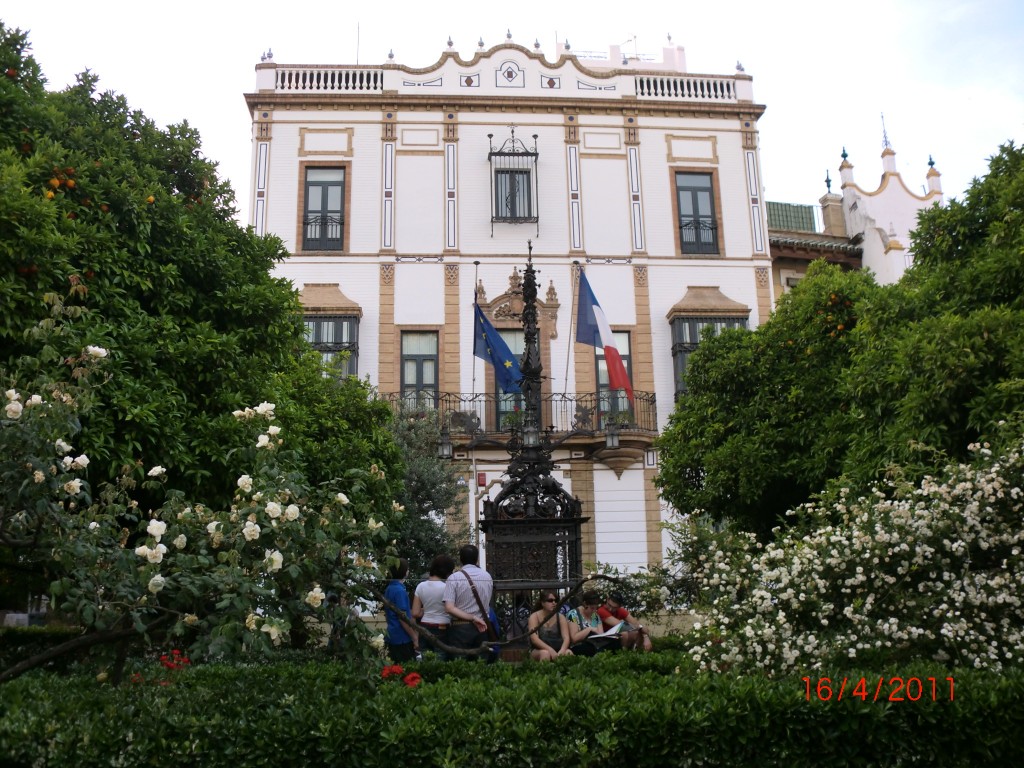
[657,142,1024,538]
[656,261,879,537]
[0,24,412,615]
[0,23,408,505]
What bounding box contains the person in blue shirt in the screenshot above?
[383,558,419,662]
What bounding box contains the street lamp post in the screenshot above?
[480,247,587,650]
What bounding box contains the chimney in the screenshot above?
[819,193,847,237]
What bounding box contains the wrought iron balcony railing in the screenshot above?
[380,391,657,439]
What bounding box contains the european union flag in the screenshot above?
[473,304,522,393]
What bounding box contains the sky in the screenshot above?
[6,0,1023,224]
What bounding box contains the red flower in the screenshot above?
[381,664,404,679]
[402,672,422,688]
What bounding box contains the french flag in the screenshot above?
[576,271,634,405]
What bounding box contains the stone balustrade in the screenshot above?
[256,63,749,104]
[272,67,384,93]
[634,74,738,101]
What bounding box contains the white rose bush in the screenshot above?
[2,361,401,682]
[1,376,96,554]
[667,433,1024,675]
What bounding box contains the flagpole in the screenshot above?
[563,260,581,396]
[472,260,480,396]
[471,260,480,555]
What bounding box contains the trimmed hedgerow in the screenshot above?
[2,655,1022,766]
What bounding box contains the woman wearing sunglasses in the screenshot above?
[527,591,573,661]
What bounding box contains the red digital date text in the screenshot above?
[802,676,955,702]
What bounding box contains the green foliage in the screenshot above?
[843,142,1024,486]
[2,375,402,678]
[3,25,411,630]
[0,21,306,506]
[2,657,1022,766]
[666,434,1024,674]
[656,261,879,535]
[267,353,403,491]
[657,142,1024,534]
[388,408,466,574]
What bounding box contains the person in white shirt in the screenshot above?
[412,553,455,659]
[442,544,493,659]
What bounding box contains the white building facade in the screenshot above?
[837,145,944,284]
[246,39,772,572]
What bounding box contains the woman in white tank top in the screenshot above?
[412,553,455,659]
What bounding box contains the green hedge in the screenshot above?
[2,655,1022,766]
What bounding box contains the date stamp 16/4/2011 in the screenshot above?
[802,677,955,702]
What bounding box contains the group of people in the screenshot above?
[528,590,652,661]
[383,544,495,662]
[383,544,652,663]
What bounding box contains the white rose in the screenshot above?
[135,545,151,558]
[147,574,166,594]
[184,614,199,626]
[4,389,18,402]
[27,394,43,407]
[173,534,187,550]
[242,521,261,541]
[147,519,167,541]
[89,521,100,530]
[254,401,276,418]
[367,517,383,531]
[237,474,253,494]
[146,544,167,564]
[62,456,74,469]
[147,466,166,477]
[33,470,45,484]
[265,549,283,572]
[85,345,109,358]
[63,478,83,495]
[245,613,258,630]
[267,425,281,436]
[71,454,90,469]
[265,501,282,519]
[305,586,326,608]
[4,401,23,420]
[335,492,350,505]
[284,504,300,521]
[54,439,73,455]
[206,521,220,535]
[256,434,271,449]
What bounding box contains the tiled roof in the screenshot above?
[766,202,817,232]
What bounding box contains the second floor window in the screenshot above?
[304,168,344,250]
[494,169,534,221]
[304,315,358,377]
[670,316,747,397]
[401,332,438,411]
[596,331,633,427]
[676,172,718,254]
[495,329,524,431]
[488,127,539,230]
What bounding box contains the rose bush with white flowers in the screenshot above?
[2,365,405,682]
[667,433,1024,674]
